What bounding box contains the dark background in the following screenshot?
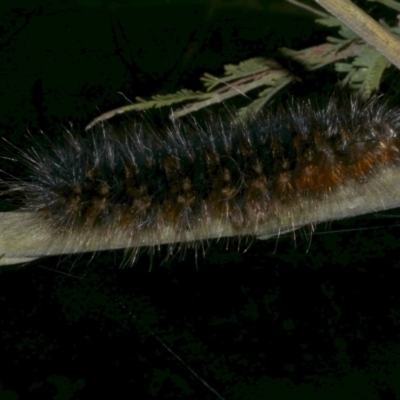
[0,1,400,399]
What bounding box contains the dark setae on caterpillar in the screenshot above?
[3,94,400,265]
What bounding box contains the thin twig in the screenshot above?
[314,0,400,70]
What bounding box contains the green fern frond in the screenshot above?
[336,47,390,98]
[86,0,400,129]
[201,57,275,91]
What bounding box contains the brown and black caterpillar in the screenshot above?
[2,95,400,265]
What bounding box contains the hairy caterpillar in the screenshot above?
[2,94,400,265]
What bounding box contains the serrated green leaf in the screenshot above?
[281,40,365,70]
[201,57,276,91]
[173,70,294,119]
[135,89,211,108]
[336,47,389,97]
[233,75,293,123]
